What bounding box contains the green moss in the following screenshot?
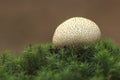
[0,39,120,80]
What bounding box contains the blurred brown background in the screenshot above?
[0,0,120,55]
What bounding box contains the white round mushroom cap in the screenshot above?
[52,17,101,47]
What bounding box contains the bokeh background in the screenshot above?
[0,0,120,55]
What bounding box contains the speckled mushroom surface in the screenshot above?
[52,17,101,47]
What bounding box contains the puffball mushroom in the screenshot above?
[52,17,101,47]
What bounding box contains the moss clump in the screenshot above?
[0,39,120,80]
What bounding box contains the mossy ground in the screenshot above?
[0,39,120,80]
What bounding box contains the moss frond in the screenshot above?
[0,39,120,80]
